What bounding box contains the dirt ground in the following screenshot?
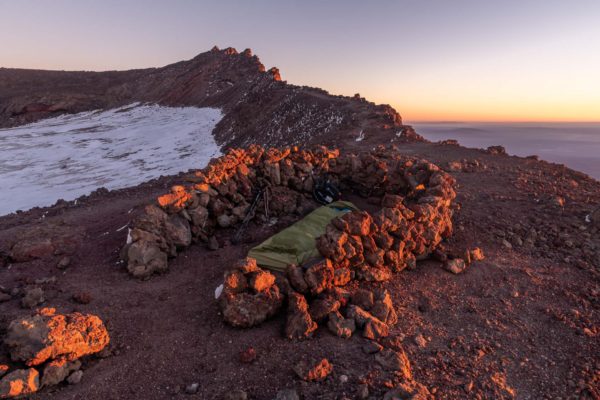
[1,141,598,399]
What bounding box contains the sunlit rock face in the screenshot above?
[0,104,223,215]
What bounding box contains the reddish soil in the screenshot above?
[1,140,598,399]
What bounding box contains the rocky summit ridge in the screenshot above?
[0,45,420,148]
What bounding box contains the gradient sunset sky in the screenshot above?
[1,0,599,122]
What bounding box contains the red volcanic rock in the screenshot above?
[326,311,356,338]
[268,67,282,81]
[285,292,318,340]
[286,264,308,294]
[157,185,192,213]
[239,347,257,364]
[4,308,109,367]
[0,368,39,398]
[219,260,283,328]
[41,356,81,387]
[293,358,333,382]
[303,259,335,295]
[375,348,412,378]
[309,296,340,322]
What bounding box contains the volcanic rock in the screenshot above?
[469,247,485,262]
[363,317,389,340]
[333,267,352,286]
[362,341,383,354]
[67,370,83,385]
[375,348,412,378]
[293,358,333,382]
[41,357,81,387]
[239,347,257,364]
[285,292,318,340]
[0,368,39,398]
[286,264,308,293]
[164,214,192,248]
[20,287,44,309]
[125,240,168,278]
[304,259,334,295]
[220,263,283,328]
[309,297,340,322]
[351,289,375,310]
[4,308,110,366]
[444,258,466,274]
[326,311,356,338]
[248,270,276,293]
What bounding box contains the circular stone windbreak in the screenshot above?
[122,145,456,281]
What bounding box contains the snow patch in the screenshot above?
[0,104,223,215]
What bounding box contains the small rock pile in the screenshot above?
[284,282,398,340]
[0,308,109,398]
[123,145,456,279]
[219,255,401,341]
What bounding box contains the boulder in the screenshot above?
[4,308,110,367]
[0,368,39,398]
[362,341,383,354]
[10,239,54,263]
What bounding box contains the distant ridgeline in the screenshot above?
[0,46,423,149]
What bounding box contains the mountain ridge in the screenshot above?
[0,46,422,147]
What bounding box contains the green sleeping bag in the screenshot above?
[248,200,358,271]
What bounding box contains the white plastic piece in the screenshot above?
[214,284,224,299]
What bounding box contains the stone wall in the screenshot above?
[122,145,456,279]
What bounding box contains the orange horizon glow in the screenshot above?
[1,1,599,124]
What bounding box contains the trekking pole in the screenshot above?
[232,187,264,244]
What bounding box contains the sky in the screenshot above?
[1,0,599,122]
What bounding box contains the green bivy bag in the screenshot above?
[248,200,358,272]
